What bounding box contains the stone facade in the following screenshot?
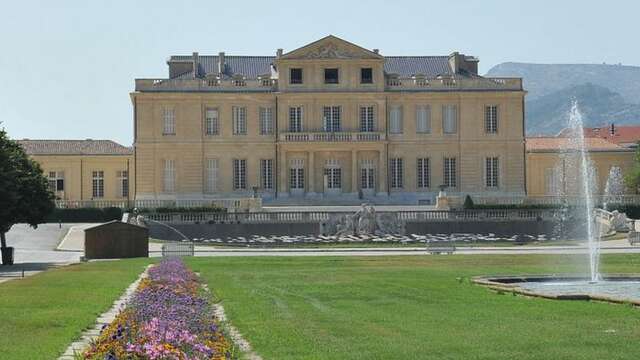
[130,36,524,204]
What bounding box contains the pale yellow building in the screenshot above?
[131,35,526,204]
[525,137,635,197]
[17,139,134,205]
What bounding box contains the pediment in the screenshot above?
[280,35,383,60]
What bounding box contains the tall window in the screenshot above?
[360,106,375,132]
[485,157,499,188]
[290,159,305,190]
[389,106,403,134]
[360,68,373,84]
[417,158,430,188]
[233,159,247,190]
[360,159,375,190]
[259,107,273,135]
[163,108,175,135]
[416,105,431,133]
[232,106,247,135]
[47,171,64,192]
[324,68,339,84]
[205,108,219,135]
[443,157,457,188]
[92,170,104,198]
[290,68,303,84]
[442,105,458,134]
[323,106,341,132]
[163,160,176,192]
[206,159,218,193]
[485,105,498,133]
[390,158,403,189]
[117,170,129,197]
[289,106,303,132]
[261,159,273,190]
[324,159,341,189]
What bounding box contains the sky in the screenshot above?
[0,0,637,145]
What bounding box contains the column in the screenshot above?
[279,150,288,194]
[351,150,358,194]
[308,151,315,194]
[378,148,387,196]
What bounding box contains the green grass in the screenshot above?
[0,259,152,360]
[188,254,640,360]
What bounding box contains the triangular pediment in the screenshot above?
[280,35,383,60]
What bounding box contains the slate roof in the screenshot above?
[167,55,455,79]
[525,137,629,152]
[17,140,132,155]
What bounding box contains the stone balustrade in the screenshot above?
[135,78,276,92]
[385,77,522,91]
[279,131,385,142]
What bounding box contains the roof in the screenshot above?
[525,137,630,152]
[167,55,454,79]
[558,125,640,147]
[17,139,132,156]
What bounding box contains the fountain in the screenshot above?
[603,166,625,211]
[475,101,640,304]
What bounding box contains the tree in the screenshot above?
[0,128,55,264]
[624,141,640,194]
[463,195,475,209]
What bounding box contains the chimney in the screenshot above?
[373,49,379,54]
[218,52,225,74]
[610,123,616,136]
[448,52,479,75]
[276,48,283,58]
[192,52,199,78]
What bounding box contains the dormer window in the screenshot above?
[361,68,373,84]
[290,68,303,84]
[324,68,339,84]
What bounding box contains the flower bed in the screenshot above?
[83,258,232,359]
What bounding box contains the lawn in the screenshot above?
[189,254,640,360]
[0,258,152,360]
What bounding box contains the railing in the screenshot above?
[136,78,276,92]
[280,131,385,142]
[55,198,262,211]
[385,77,522,91]
[144,209,561,225]
[467,195,640,206]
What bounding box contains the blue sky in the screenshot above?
[0,0,636,145]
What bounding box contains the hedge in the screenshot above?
[606,204,640,219]
[45,207,123,223]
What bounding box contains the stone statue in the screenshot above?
[375,212,405,235]
[610,210,630,232]
[322,203,406,237]
[357,204,377,235]
[336,213,357,236]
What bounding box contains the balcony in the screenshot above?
[279,131,386,142]
[135,78,277,92]
[385,77,522,91]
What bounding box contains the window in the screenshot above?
[289,106,303,132]
[443,157,457,188]
[163,160,176,192]
[205,108,219,135]
[417,158,430,188]
[442,105,458,134]
[290,68,303,84]
[233,159,247,190]
[361,68,373,84]
[485,105,498,133]
[485,157,499,188]
[290,159,305,190]
[360,106,375,132]
[259,107,273,135]
[416,105,431,133]
[360,159,375,190]
[92,171,104,198]
[261,159,273,190]
[545,167,563,195]
[163,108,175,135]
[232,106,247,135]
[47,171,64,192]
[117,170,129,197]
[206,159,218,193]
[324,159,341,189]
[389,106,403,134]
[323,106,341,132]
[324,68,339,84]
[390,158,403,189]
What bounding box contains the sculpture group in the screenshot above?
[323,204,405,236]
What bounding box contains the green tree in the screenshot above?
[0,128,55,264]
[624,141,640,194]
